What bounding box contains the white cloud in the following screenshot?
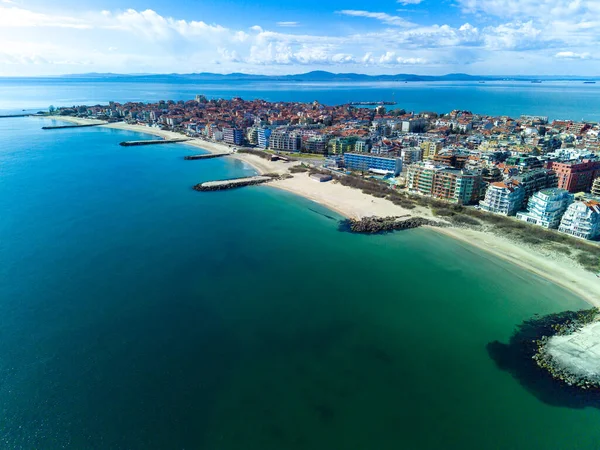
[397,0,423,4]
[337,10,415,27]
[555,51,592,59]
[0,4,598,75]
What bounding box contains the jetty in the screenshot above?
[42,124,103,130]
[342,216,440,233]
[184,152,230,160]
[119,139,189,147]
[193,175,275,192]
[0,114,39,119]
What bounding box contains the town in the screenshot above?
[55,96,600,241]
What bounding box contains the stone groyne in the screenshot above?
[42,124,103,130]
[193,175,279,192]
[119,139,189,147]
[184,153,230,160]
[342,216,440,234]
[533,308,600,390]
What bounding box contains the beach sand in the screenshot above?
[42,116,600,307]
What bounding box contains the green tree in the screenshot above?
[49,105,56,114]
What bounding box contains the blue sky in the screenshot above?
[0,0,598,76]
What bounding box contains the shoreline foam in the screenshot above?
[41,116,600,307]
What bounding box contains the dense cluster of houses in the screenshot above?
[57,97,600,239]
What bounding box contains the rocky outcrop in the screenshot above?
[533,308,600,390]
[343,216,440,234]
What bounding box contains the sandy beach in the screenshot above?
[42,116,600,306]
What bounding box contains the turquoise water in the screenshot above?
[1,117,599,449]
[1,78,600,120]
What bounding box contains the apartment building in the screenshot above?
[558,200,600,240]
[223,128,244,146]
[516,188,573,229]
[343,153,402,176]
[406,163,483,204]
[479,180,525,215]
[591,177,600,197]
[549,160,600,193]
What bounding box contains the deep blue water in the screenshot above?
[1,78,600,120]
[1,116,599,449]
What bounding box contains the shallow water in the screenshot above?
[0,117,598,449]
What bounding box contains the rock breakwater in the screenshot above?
[533,308,600,390]
[342,216,439,234]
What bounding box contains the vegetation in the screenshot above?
[289,165,310,173]
[328,170,600,273]
[237,149,273,161]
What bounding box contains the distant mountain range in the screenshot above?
[57,71,599,82]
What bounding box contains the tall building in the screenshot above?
[401,118,427,133]
[223,127,244,146]
[246,127,259,145]
[269,131,301,152]
[592,177,600,197]
[558,200,600,240]
[330,137,357,155]
[479,180,525,215]
[257,128,272,149]
[550,160,600,193]
[406,163,483,204]
[303,136,328,155]
[343,153,402,176]
[420,141,442,159]
[401,148,423,166]
[516,188,574,229]
[513,169,558,206]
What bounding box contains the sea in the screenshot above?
[1,81,600,449]
[1,77,600,121]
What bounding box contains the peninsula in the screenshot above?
[43,95,600,305]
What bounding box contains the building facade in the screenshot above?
[257,128,272,149]
[558,200,600,240]
[516,188,573,229]
[550,160,600,193]
[269,130,301,152]
[223,128,244,146]
[479,180,525,215]
[513,169,558,207]
[592,177,600,197]
[406,163,483,204]
[343,153,402,176]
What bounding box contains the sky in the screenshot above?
[0,0,599,76]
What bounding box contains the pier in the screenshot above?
[184,152,230,160]
[193,176,275,192]
[42,124,103,130]
[119,139,190,147]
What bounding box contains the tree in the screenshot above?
[49,105,56,114]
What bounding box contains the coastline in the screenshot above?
[41,116,600,307]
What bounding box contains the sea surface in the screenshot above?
[1,116,600,449]
[1,78,600,121]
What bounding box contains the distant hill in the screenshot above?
[56,71,599,82]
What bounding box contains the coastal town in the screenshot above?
[53,96,600,244]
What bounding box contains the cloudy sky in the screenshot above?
[0,0,598,76]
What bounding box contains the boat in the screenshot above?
[584,81,596,84]
[531,80,542,84]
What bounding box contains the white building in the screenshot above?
[558,200,600,240]
[479,180,525,215]
[516,188,573,229]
